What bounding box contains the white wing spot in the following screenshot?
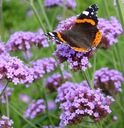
[91,12,94,15]
[49,32,55,37]
[82,11,89,16]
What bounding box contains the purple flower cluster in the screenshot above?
[94,67,124,95]
[98,17,123,47]
[56,82,114,126]
[0,115,14,128]
[44,71,72,92]
[55,16,76,32]
[0,42,8,55]
[24,99,45,119]
[54,44,91,71]
[31,57,57,79]
[0,54,34,85]
[114,0,124,5]
[6,30,48,51]
[44,0,76,9]
[19,94,30,103]
[47,100,56,110]
[0,83,14,104]
[0,53,57,85]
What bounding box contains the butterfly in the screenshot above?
[45,4,102,52]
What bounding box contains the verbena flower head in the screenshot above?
[55,16,76,32]
[98,17,123,48]
[0,42,8,55]
[54,44,92,71]
[44,0,76,9]
[56,82,114,126]
[48,100,56,110]
[44,71,72,92]
[0,115,14,128]
[19,94,30,103]
[112,115,118,121]
[22,50,32,60]
[6,30,48,51]
[94,67,124,95]
[0,83,14,104]
[24,99,45,119]
[114,0,124,5]
[31,57,57,80]
[0,54,34,85]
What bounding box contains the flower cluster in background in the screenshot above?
[0,42,8,55]
[56,82,114,126]
[31,57,57,80]
[0,54,34,85]
[0,83,13,104]
[114,0,124,5]
[94,67,124,95]
[44,0,76,9]
[1,1,124,128]
[24,99,46,119]
[0,52,57,85]
[44,71,72,92]
[6,30,49,51]
[19,94,30,103]
[55,16,76,32]
[0,115,14,128]
[98,17,123,48]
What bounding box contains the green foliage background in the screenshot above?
[1,0,124,128]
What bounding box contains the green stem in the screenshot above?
[42,85,54,127]
[9,103,37,128]
[83,71,91,88]
[115,45,124,75]
[116,0,124,31]
[38,0,52,31]
[6,95,10,118]
[0,0,4,41]
[30,0,46,33]
[101,0,110,19]
[111,47,118,70]
[0,81,9,97]
[30,0,65,81]
[91,51,97,89]
[116,97,124,113]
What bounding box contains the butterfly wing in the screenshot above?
[45,4,102,52]
[69,4,102,52]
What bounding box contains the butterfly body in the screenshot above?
[45,4,102,52]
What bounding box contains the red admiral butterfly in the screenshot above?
[45,4,102,52]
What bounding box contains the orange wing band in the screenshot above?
[71,47,88,52]
[56,32,66,43]
[92,30,102,47]
[75,18,95,26]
